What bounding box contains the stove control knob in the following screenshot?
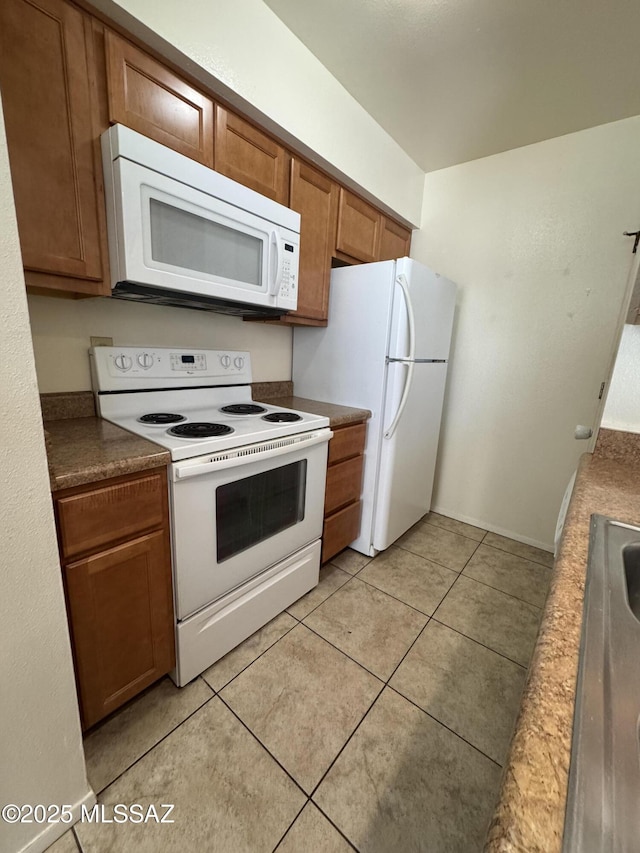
[220,355,231,369]
[137,352,154,369]
[114,354,132,372]
[234,356,244,369]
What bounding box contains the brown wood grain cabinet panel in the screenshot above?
[56,470,165,560]
[214,106,289,203]
[328,423,367,466]
[378,217,412,261]
[0,0,106,289]
[105,30,214,166]
[322,501,362,564]
[324,455,364,516]
[287,158,338,322]
[64,530,175,728]
[336,188,381,263]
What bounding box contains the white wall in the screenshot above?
[28,295,292,392]
[0,102,92,853]
[91,0,424,225]
[412,116,640,550]
[601,323,640,433]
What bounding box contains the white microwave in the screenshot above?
[101,124,300,317]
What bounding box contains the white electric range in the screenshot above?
[90,346,332,685]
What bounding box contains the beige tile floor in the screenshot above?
[52,512,552,853]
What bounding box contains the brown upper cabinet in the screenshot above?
[378,216,412,262]
[0,0,108,295]
[104,30,214,167]
[0,0,412,309]
[335,188,381,263]
[214,106,289,204]
[286,159,339,323]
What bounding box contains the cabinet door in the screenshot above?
[378,217,412,261]
[214,106,288,203]
[0,0,106,291]
[287,159,338,322]
[335,188,381,263]
[105,30,214,167]
[65,531,175,729]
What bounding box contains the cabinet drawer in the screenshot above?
[324,455,364,516]
[56,471,166,560]
[322,501,362,564]
[328,423,366,466]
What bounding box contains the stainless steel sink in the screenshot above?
[563,515,640,853]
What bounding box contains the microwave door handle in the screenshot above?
[269,231,283,298]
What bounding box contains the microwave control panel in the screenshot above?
[279,241,297,303]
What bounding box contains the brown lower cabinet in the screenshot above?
[53,467,175,729]
[322,421,367,563]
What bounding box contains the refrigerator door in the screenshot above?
[389,258,456,360]
[373,361,449,552]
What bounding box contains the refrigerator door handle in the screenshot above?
[384,275,416,440]
[384,360,415,439]
[396,274,416,360]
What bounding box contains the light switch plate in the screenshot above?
[90,336,113,347]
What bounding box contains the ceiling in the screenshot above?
[263,0,640,173]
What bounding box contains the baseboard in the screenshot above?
[18,788,96,853]
[430,504,554,553]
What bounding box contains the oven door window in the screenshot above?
[216,460,307,562]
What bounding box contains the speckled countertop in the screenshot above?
[43,386,369,492]
[46,418,171,492]
[256,395,371,428]
[486,437,640,852]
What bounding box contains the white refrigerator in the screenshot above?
[292,257,456,556]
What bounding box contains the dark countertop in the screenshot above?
[486,441,640,852]
[258,396,371,428]
[43,388,370,492]
[46,417,171,492]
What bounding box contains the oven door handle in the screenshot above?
[171,428,333,481]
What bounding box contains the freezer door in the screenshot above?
[373,361,448,552]
[389,258,456,361]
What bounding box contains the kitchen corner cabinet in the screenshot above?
[335,188,381,263]
[0,0,108,295]
[378,216,412,261]
[104,30,214,167]
[54,468,175,729]
[322,421,366,563]
[215,106,289,204]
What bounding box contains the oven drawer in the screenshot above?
[56,471,166,560]
[324,455,364,515]
[328,422,366,466]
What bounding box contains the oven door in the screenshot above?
[169,429,331,620]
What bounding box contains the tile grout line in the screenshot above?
[87,683,219,797]
[204,616,301,693]
[271,800,359,853]
[455,570,546,611]
[428,615,530,670]
[385,683,503,769]
[421,516,489,544]
[270,800,308,853]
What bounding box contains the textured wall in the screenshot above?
[601,324,640,432]
[0,102,91,852]
[89,0,424,224]
[413,116,640,549]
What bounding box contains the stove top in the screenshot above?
[90,346,330,461]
